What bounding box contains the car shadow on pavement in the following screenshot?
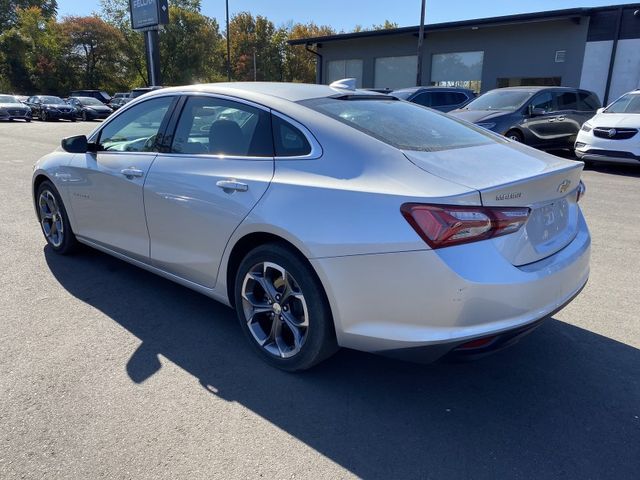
[44,246,640,479]
[584,162,640,178]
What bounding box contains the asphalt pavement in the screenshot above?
[1,120,638,479]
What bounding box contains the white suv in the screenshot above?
[575,90,640,165]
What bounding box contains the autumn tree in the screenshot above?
[0,0,57,32]
[159,6,225,84]
[61,16,128,91]
[282,22,335,83]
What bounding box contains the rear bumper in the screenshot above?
[311,211,590,360]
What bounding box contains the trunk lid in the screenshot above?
[403,142,584,265]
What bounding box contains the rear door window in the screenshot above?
[555,91,578,111]
[171,96,273,157]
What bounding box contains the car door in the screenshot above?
[66,95,177,261]
[522,91,559,148]
[143,94,275,287]
[553,91,582,147]
[28,97,41,118]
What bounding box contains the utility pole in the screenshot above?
[416,0,426,86]
[226,0,231,81]
[253,49,257,81]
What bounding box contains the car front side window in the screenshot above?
[529,92,554,113]
[97,96,174,152]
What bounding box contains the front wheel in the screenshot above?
[41,111,47,121]
[36,180,78,255]
[81,111,87,121]
[505,130,523,142]
[234,243,338,371]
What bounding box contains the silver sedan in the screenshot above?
[32,82,590,370]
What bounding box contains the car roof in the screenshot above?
[489,86,583,93]
[156,82,388,103]
[392,86,473,94]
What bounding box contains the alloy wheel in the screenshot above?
[241,262,309,358]
[38,190,64,248]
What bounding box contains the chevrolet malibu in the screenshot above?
[32,82,591,371]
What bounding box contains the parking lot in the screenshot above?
[0,120,638,479]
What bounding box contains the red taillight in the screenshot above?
[401,203,530,249]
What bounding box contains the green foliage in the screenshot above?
[0,0,57,32]
[0,3,375,94]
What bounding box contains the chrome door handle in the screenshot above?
[556,116,565,121]
[120,167,144,178]
[216,180,248,192]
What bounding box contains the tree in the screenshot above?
[61,16,129,91]
[0,0,57,32]
[283,22,335,83]
[228,12,283,81]
[159,6,225,84]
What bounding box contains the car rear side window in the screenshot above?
[301,97,497,152]
[272,115,311,157]
[412,92,431,107]
[578,92,600,111]
[171,96,273,157]
[556,92,578,110]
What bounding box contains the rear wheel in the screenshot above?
[505,130,523,142]
[41,111,47,122]
[234,243,338,371]
[36,180,78,255]
[81,111,87,121]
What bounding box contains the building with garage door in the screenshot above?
[288,3,640,105]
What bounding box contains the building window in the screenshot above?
[430,51,483,93]
[374,55,417,89]
[496,77,561,88]
[327,59,363,87]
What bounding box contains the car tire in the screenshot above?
[234,243,338,371]
[41,111,47,122]
[81,111,87,121]
[26,118,31,123]
[71,117,76,122]
[505,130,523,143]
[36,180,78,255]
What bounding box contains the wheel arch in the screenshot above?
[32,172,53,211]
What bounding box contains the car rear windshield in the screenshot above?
[40,96,64,104]
[464,90,534,111]
[0,95,19,103]
[300,97,497,152]
[605,93,640,113]
[78,97,103,105]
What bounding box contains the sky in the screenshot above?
[57,0,635,31]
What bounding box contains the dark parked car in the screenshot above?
[0,94,32,121]
[449,86,601,150]
[129,86,164,100]
[392,87,476,112]
[69,90,111,104]
[25,95,76,122]
[109,92,129,110]
[67,96,113,121]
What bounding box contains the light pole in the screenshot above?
[226,0,231,81]
[416,0,426,86]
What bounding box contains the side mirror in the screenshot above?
[529,106,546,116]
[596,107,605,114]
[61,135,89,153]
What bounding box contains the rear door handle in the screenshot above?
[216,180,248,192]
[556,116,565,121]
[120,167,144,178]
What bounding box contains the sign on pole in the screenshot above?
[129,0,169,30]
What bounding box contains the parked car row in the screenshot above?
[389,84,639,166]
[1,86,166,123]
